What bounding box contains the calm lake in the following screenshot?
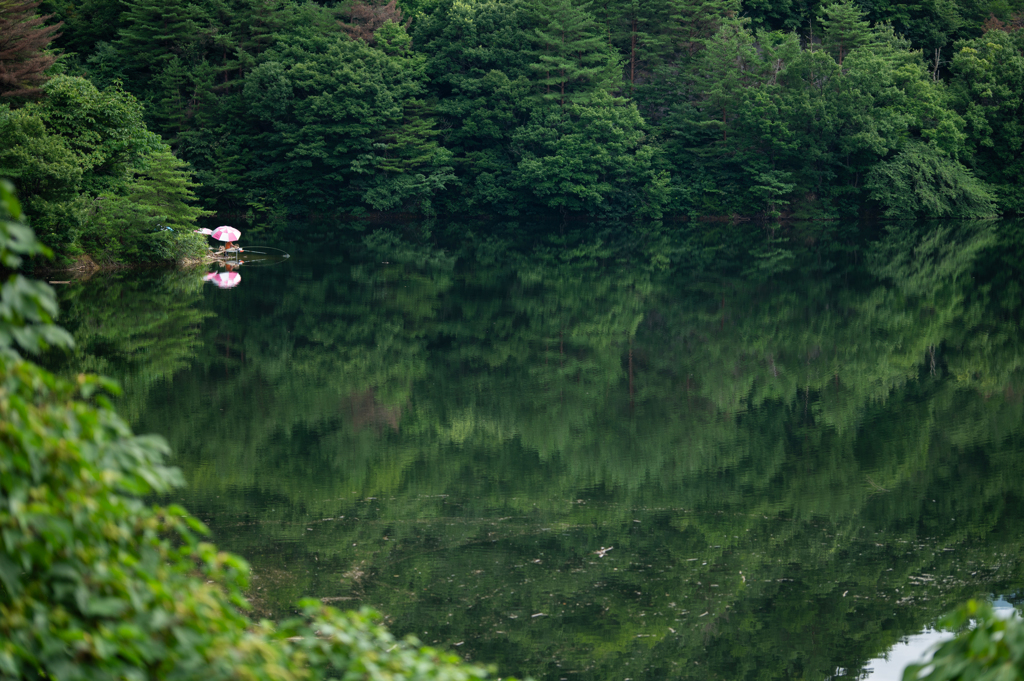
[50,219,1024,681]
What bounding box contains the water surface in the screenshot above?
[53,220,1024,681]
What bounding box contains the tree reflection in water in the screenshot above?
[52,219,1024,681]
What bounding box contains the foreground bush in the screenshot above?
[0,180,497,681]
[903,600,1024,681]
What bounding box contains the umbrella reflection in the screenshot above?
[204,262,242,289]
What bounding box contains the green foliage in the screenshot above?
[414,0,539,213]
[415,0,664,215]
[866,140,998,218]
[83,149,213,263]
[0,179,73,358]
[36,75,161,195]
[903,601,1024,681]
[529,0,621,105]
[242,14,453,214]
[353,24,456,215]
[0,101,86,248]
[512,92,667,216]
[41,0,126,57]
[0,73,211,261]
[949,29,1024,214]
[659,20,805,216]
[819,0,872,64]
[656,11,997,218]
[27,0,1024,220]
[591,0,740,108]
[114,0,210,93]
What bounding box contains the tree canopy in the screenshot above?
[8,0,1022,251]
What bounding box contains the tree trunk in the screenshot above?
[630,16,636,86]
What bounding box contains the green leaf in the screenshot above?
[0,554,22,598]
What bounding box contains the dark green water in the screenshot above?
[51,220,1024,681]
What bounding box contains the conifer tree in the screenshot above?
[44,0,121,58]
[819,0,871,65]
[616,0,666,90]
[237,0,287,60]
[152,56,216,144]
[114,0,208,92]
[203,0,243,90]
[123,148,212,228]
[413,0,538,213]
[592,0,738,94]
[0,0,61,100]
[689,18,762,144]
[530,0,620,106]
[353,21,455,213]
[607,0,740,118]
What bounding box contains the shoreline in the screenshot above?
[30,254,217,281]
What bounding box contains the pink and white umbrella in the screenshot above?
[211,226,241,243]
[204,271,242,289]
[194,228,214,236]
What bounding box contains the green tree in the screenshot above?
[35,74,159,194]
[0,75,210,260]
[0,101,85,247]
[82,148,212,262]
[414,0,537,213]
[827,32,977,213]
[530,0,620,106]
[865,139,997,217]
[949,28,1024,213]
[39,0,123,58]
[819,0,872,65]
[660,20,802,216]
[626,0,739,115]
[496,0,669,216]
[113,0,209,95]
[350,21,455,214]
[151,55,218,145]
[242,13,452,214]
[512,91,667,215]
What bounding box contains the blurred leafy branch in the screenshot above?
[905,600,1024,681]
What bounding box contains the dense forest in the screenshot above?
[2,0,1024,261]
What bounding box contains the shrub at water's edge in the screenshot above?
[0,181,500,680]
[0,75,211,266]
